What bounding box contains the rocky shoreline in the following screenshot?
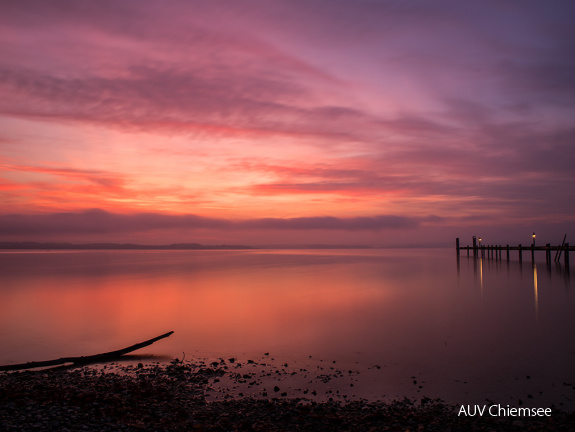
[1,361,574,432]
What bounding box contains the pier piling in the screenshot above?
[455,237,572,268]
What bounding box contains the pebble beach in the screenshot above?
[2,359,574,432]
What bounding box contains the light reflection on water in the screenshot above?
[533,263,539,320]
[0,248,573,407]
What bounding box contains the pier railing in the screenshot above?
[456,237,571,266]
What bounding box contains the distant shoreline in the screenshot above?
[0,242,254,250]
[0,242,453,250]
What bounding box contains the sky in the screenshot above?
[1,0,574,246]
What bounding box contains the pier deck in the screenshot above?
[456,237,571,266]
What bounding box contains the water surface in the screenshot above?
[1,248,573,408]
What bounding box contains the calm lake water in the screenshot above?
[1,248,574,408]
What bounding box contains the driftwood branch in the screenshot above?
[0,331,174,372]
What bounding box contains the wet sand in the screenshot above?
[2,359,574,432]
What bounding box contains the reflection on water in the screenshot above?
[479,257,483,295]
[1,249,574,407]
[533,263,539,320]
[462,249,571,320]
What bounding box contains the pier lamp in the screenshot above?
[532,232,536,247]
[478,237,482,247]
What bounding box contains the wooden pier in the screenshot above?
[456,236,572,266]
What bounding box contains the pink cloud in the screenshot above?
[1,0,574,245]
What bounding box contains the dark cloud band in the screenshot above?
[0,209,419,235]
